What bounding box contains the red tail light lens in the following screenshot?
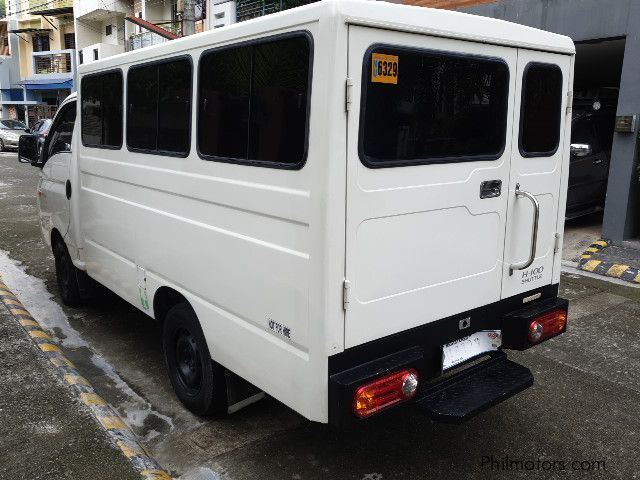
[353,369,419,419]
[528,308,567,344]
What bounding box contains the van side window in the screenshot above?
[81,70,123,148]
[45,102,76,161]
[127,57,192,156]
[198,33,311,169]
[359,46,509,168]
[519,63,563,157]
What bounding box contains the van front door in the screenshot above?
[501,52,571,298]
[38,101,76,241]
[344,26,517,348]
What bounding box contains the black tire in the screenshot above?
[0,139,5,152]
[53,240,83,307]
[163,303,228,417]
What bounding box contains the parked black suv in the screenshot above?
[567,99,616,220]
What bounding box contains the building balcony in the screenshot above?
[74,0,130,21]
[33,50,75,75]
[79,43,125,64]
[126,21,182,52]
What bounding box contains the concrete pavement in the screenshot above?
[0,306,141,480]
[2,151,640,479]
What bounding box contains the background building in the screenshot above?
[1,0,75,124]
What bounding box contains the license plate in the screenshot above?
[442,330,502,371]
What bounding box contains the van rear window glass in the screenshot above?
[360,47,509,168]
[520,63,563,156]
[127,57,192,155]
[81,70,123,148]
[198,34,311,169]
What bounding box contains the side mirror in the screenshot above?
[570,143,592,158]
[18,134,40,166]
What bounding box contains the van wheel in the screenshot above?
[53,240,82,307]
[163,303,228,417]
[0,140,5,152]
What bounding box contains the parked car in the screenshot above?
[567,101,616,219]
[0,119,28,151]
[29,119,53,158]
[18,0,573,426]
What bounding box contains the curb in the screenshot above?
[577,239,640,284]
[0,278,173,480]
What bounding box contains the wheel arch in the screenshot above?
[153,286,190,324]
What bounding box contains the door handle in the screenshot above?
[593,158,603,165]
[65,180,72,199]
[509,183,539,276]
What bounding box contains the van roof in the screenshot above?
[338,0,575,55]
[80,0,574,75]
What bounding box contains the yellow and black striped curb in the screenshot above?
[578,239,640,284]
[0,278,172,480]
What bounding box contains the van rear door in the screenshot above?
[344,26,518,348]
[501,51,571,298]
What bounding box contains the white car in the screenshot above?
[0,119,28,151]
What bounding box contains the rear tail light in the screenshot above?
[527,308,567,344]
[353,369,419,419]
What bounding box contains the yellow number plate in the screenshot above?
[371,53,398,84]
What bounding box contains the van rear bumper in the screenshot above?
[328,284,564,427]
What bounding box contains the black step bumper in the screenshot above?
[415,352,533,423]
[328,285,564,427]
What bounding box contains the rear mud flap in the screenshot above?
[415,354,533,423]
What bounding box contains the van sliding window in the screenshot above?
[359,46,509,168]
[127,57,192,156]
[81,70,123,149]
[519,63,563,157]
[198,33,312,169]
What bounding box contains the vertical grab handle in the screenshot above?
[509,183,539,276]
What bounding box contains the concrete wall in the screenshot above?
[460,0,640,241]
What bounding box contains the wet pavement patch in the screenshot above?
[0,278,172,480]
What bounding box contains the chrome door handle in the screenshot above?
[509,183,539,276]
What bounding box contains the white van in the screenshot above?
[19,0,574,425]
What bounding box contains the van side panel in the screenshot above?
[77,15,345,422]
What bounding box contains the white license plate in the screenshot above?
[442,330,502,371]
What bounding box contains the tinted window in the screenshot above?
[0,119,26,129]
[520,63,563,156]
[127,57,192,155]
[198,34,311,168]
[81,71,123,148]
[47,103,76,158]
[360,47,509,167]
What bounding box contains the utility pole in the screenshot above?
[183,0,196,36]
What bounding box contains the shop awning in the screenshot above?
[30,7,74,16]
[125,16,179,40]
[8,28,52,34]
[19,77,73,91]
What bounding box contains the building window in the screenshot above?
[519,63,563,157]
[64,33,76,50]
[81,70,123,148]
[127,57,192,155]
[359,46,510,168]
[106,25,112,36]
[198,33,312,169]
[32,34,50,53]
